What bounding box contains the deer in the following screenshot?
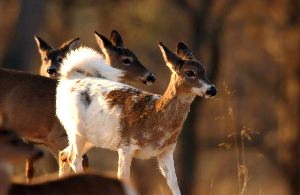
[56,42,217,195]
[0,30,156,182]
[9,172,137,195]
[0,127,136,195]
[35,36,80,79]
[0,127,44,195]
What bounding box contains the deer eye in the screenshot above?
[185,71,195,78]
[57,57,63,63]
[10,139,20,146]
[122,58,131,65]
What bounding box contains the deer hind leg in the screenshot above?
[25,158,34,183]
[58,146,73,177]
[117,146,136,181]
[82,154,89,170]
[157,145,181,195]
[68,135,87,173]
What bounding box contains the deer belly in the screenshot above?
[134,146,162,159]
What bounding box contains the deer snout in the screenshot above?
[47,67,57,75]
[141,73,156,85]
[146,73,156,83]
[205,85,217,97]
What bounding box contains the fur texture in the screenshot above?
[56,42,216,195]
[59,46,124,81]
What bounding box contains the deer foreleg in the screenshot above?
[157,145,181,195]
[117,146,136,180]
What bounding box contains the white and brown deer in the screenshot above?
[0,30,155,182]
[57,42,217,195]
[35,36,80,79]
[0,126,136,195]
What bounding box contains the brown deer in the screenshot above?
[9,172,137,195]
[0,127,136,195]
[57,42,217,195]
[0,127,43,195]
[35,36,80,79]
[0,30,155,182]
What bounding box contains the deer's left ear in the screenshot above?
[158,42,183,73]
[61,38,80,52]
[110,30,123,47]
[176,42,195,60]
[34,36,52,53]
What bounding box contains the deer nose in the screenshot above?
[206,85,217,97]
[146,73,156,83]
[47,68,56,75]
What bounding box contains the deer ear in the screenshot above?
[110,30,123,47]
[94,31,113,50]
[60,38,80,52]
[34,36,52,52]
[94,31,114,58]
[159,42,183,73]
[176,42,195,60]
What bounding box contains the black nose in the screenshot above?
[146,73,156,83]
[47,68,56,75]
[206,86,217,96]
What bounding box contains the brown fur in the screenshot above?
[0,126,131,195]
[9,173,128,195]
[0,68,89,179]
[105,77,194,150]
[0,127,43,195]
[35,36,79,79]
[104,42,215,160]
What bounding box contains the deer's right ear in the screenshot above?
[60,38,80,52]
[158,42,183,72]
[34,36,52,52]
[94,31,113,51]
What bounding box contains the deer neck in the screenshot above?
[156,73,195,114]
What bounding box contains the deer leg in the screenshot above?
[82,154,89,170]
[117,146,136,180]
[157,145,181,195]
[58,146,73,177]
[68,135,86,173]
[25,158,34,183]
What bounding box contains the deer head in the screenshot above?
[35,36,80,79]
[94,30,155,85]
[159,42,217,98]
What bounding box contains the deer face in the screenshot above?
[159,42,217,98]
[0,129,43,164]
[95,30,155,85]
[35,36,80,79]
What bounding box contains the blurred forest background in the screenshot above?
[0,0,299,194]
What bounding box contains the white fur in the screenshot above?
[191,81,213,97]
[59,46,124,81]
[57,78,128,150]
[157,144,181,195]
